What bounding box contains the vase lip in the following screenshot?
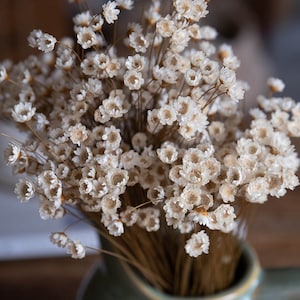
[121,242,262,299]
[207,243,262,299]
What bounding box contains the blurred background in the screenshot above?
[0,0,300,298]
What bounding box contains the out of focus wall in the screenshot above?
[0,0,70,61]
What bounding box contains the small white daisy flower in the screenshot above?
[124,70,144,90]
[267,77,285,93]
[185,230,210,257]
[77,27,98,49]
[0,65,8,82]
[50,232,69,248]
[69,123,89,146]
[11,102,36,123]
[4,143,22,165]
[102,1,120,24]
[66,239,86,259]
[14,178,36,202]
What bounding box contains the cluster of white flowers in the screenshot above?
[50,232,86,259]
[1,0,299,259]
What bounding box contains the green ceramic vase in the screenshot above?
[77,242,262,300]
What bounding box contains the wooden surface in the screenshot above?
[0,255,100,300]
[0,0,70,62]
[0,187,299,300]
[248,188,300,268]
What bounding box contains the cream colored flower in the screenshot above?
[219,183,236,203]
[184,69,202,86]
[106,168,128,190]
[50,232,69,248]
[147,185,165,204]
[169,165,188,186]
[200,41,216,56]
[73,10,92,28]
[181,185,202,210]
[131,132,147,152]
[91,14,104,31]
[120,150,139,169]
[102,1,120,24]
[69,123,89,146]
[0,65,8,82]
[124,70,144,90]
[188,24,201,40]
[101,194,121,214]
[156,15,176,38]
[102,125,121,151]
[163,197,187,220]
[105,58,121,78]
[170,28,190,53]
[66,239,86,259]
[39,198,65,220]
[77,27,98,49]
[27,29,42,48]
[210,204,236,233]
[4,143,22,165]
[190,50,205,68]
[11,102,36,123]
[199,26,217,40]
[267,77,285,93]
[147,109,163,133]
[125,54,146,71]
[72,146,93,166]
[116,0,134,10]
[107,218,124,236]
[120,206,138,226]
[14,178,36,202]
[37,33,57,53]
[247,177,269,203]
[138,207,160,232]
[236,138,262,157]
[185,230,209,257]
[219,67,236,91]
[157,104,177,126]
[157,142,178,164]
[128,32,150,53]
[208,121,226,142]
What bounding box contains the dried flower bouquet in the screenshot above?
[1,0,299,297]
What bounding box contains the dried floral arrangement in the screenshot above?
[0,0,299,297]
